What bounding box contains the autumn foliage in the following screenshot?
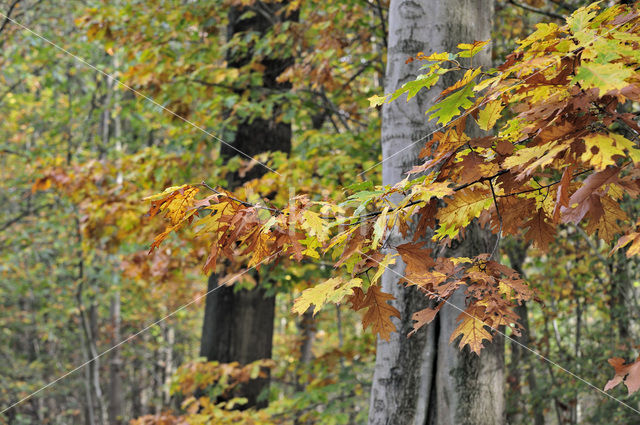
[142,3,640,399]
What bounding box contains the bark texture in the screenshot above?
[369,1,503,424]
[199,1,294,409]
[200,280,276,408]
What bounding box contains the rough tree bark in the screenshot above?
[199,1,294,409]
[368,1,503,424]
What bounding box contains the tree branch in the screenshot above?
[508,0,565,20]
[0,0,22,36]
[547,0,576,13]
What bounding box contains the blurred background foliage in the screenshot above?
[1,0,638,424]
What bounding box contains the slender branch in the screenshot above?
[374,0,387,48]
[572,224,613,282]
[0,0,22,36]
[508,0,565,20]
[0,148,28,157]
[0,209,32,232]
[489,179,503,260]
[197,165,593,230]
[199,181,282,214]
[548,0,576,13]
[497,168,592,198]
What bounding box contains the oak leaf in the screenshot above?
[604,357,640,395]
[477,99,504,131]
[370,253,396,285]
[523,210,555,250]
[301,210,330,243]
[435,188,492,240]
[585,195,627,243]
[145,185,199,225]
[352,285,401,341]
[396,242,435,276]
[581,134,628,170]
[449,305,493,354]
[573,62,633,94]
[292,277,363,315]
[409,304,443,337]
[426,81,476,125]
[612,226,640,258]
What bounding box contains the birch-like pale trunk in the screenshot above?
[368,1,503,424]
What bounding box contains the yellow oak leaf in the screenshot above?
[406,181,454,201]
[612,231,640,258]
[370,253,397,285]
[146,185,200,226]
[502,142,561,172]
[434,188,492,240]
[449,306,493,354]
[301,210,330,243]
[292,277,362,315]
[476,99,504,131]
[247,231,274,268]
[368,94,390,107]
[371,206,389,249]
[573,62,633,94]
[416,51,451,61]
[143,184,190,202]
[581,133,629,170]
[517,22,559,49]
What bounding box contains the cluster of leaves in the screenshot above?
[3,0,386,421]
[145,2,640,369]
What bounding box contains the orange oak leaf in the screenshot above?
[396,242,435,276]
[612,227,640,258]
[523,209,555,250]
[409,303,443,337]
[552,164,575,222]
[353,285,401,341]
[585,195,627,243]
[605,357,640,395]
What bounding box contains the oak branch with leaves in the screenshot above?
[143,3,640,394]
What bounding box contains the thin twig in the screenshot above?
[374,0,387,47]
[508,0,565,20]
[199,181,282,214]
[489,178,503,260]
[0,0,22,35]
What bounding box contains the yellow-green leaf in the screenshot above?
[476,99,504,131]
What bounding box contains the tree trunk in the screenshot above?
[200,280,276,408]
[368,2,502,424]
[199,0,295,409]
[108,293,124,425]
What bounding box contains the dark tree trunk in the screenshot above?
[200,279,276,408]
[199,1,295,409]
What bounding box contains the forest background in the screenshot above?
[1,0,640,424]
